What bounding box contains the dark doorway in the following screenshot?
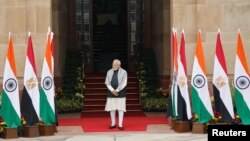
[92,0,128,73]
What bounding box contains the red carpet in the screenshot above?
[59,116,168,132]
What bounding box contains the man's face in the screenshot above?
[112,61,120,70]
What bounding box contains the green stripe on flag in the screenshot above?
[235,88,250,125]
[191,86,212,123]
[172,83,177,117]
[1,90,21,128]
[40,88,55,125]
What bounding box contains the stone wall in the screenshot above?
[0,0,51,83]
[0,0,67,87]
[171,0,250,77]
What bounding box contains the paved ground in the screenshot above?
[1,112,208,141]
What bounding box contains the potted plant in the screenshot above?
[232,113,242,125]
[0,121,6,138]
[0,121,18,139]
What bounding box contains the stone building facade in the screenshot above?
[0,0,250,88]
[0,0,67,87]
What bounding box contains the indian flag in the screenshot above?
[234,30,250,124]
[21,33,40,125]
[191,30,214,123]
[213,29,234,123]
[169,28,178,117]
[176,30,192,120]
[1,33,21,128]
[40,30,56,125]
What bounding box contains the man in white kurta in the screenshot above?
[105,59,127,130]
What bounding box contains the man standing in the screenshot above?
[105,59,127,130]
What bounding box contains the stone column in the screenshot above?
[161,0,171,88]
[143,0,152,48]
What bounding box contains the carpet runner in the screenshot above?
[59,116,168,132]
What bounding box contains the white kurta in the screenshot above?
[104,68,127,112]
[105,98,126,112]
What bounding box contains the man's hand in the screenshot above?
[112,90,119,96]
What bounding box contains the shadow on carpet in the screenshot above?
[58,116,168,132]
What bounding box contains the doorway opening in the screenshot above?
[92,0,128,72]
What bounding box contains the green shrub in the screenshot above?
[230,83,237,111]
[137,48,167,112]
[56,49,84,113]
[62,49,84,98]
[56,93,84,113]
[142,97,168,112]
[137,48,160,99]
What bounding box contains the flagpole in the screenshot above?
[48,26,51,33]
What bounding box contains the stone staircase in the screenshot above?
[92,23,128,73]
[81,73,145,117]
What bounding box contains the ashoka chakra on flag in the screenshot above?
[236,76,250,90]
[42,76,53,90]
[5,78,17,92]
[193,74,206,88]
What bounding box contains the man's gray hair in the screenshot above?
[113,59,121,65]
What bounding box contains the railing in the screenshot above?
[76,32,90,95]
[133,41,143,104]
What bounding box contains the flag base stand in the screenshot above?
[23,126,40,137]
[192,122,207,134]
[39,125,55,136]
[173,120,191,133]
[214,122,229,125]
[170,118,175,129]
[167,117,174,129]
[52,124,58,133]
[2,127,18,139]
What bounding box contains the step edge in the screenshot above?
[83,104,142,107]
[84,98,140,101]
[81,110,144,112]
[84,93,139,95]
